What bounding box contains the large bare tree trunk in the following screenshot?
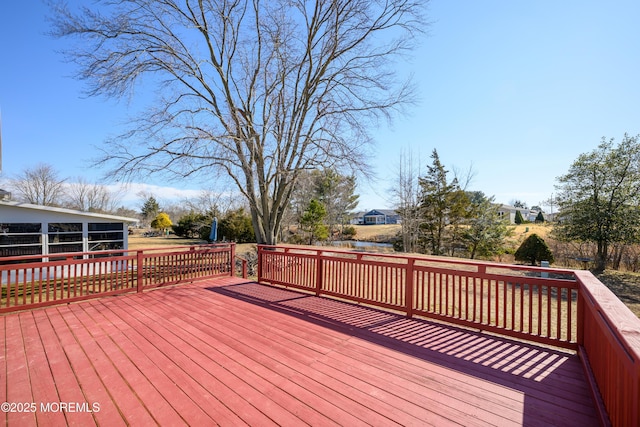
[51,0,427,244]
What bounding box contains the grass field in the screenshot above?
[128,235,207,249]
[128,235,258,257]
[348,223,551,242]
[350,224,401,241]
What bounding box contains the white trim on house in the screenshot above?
[0,200,138,223]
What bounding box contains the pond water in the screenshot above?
[330,240,393,249]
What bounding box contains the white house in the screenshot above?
[0,200,138,258]
[350,211,367,225]
[497,204,553,223]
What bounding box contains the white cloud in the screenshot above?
[104,182,204,207]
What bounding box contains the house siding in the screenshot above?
[0,201,138,258]
[362,209,399,225]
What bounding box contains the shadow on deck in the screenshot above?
[210,280,598,426]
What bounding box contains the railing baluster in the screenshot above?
[546,286,552,338]
[0,244,235,313]
[556,286,562,340]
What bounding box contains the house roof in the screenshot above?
[0,200,139,223]
[364,209,397,216]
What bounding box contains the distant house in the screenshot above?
[497,204,554,224]
[362,209,400,225]
[0,200,138,258]
[350,211,367,225]
[497,205,516,223]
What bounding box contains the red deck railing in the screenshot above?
[258,245,579,348]
[0,243,240,313]
[1,242,638,425]
[257,245,640,427]
[576,271,640,427]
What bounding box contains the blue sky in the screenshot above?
[1,1,639,211]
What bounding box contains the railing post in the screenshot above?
[230,243,236,277]
[577,290,585,346]
[405,258,415,318]
[136,250,144,293]
[315,250,323,296]
[257,246,262,282]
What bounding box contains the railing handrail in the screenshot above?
[259,244,577,277]
[0,243,233,264]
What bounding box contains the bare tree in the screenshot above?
[452,162,476,191]
[542,193,558,219]
[65,177,123,213]
[392,149,422,253]
[11,163,66,206]
[183,190,241,217]
[51,0,427,244]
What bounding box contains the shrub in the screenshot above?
[151,212,172,232]
[514,210,524,225]
[342,225,357,239]
[173,212,211,239]
[514,233,554,266]
[218,208,255,243]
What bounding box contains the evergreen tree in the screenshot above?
[555,134,640,271]
[289,169,359,240]
[218,208,255,243]
[173,212,212,239]
[514,234,554,266]
[514,210,524,224]
[141,196,160,224]
[314,170,359,238]
[419,149,463,255]
[300,199,329,245]
[535,211,545,223]
[464,193,513,259]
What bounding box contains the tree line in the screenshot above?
[394,133,640,272]
[1,162,359,245]
[6,131,640,274]
[1,163,132,216]
[145,168,359,244]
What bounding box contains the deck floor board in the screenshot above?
[1,277,599,426]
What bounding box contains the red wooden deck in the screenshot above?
[1,277,599,426]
